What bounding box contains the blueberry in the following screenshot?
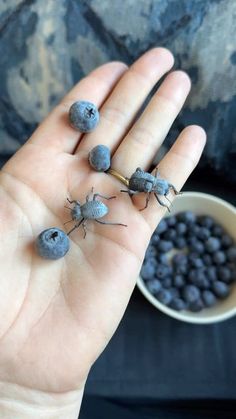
[157,240,173,252]
[35,227,70,260]
[69,100,99,132]
[187,237,196,246]
[198,215,215,229]
[156,219,168,235]
[157,253,169,265]
[140,261,156,280]
[226,246,236,262]
[217,266,233,284]
[221,234,233,249]
[205,237,221,253]
[190,257,205,269]
[188,252,199,264]
[221,234,233,248]
[175,264,188,275]
[161,277,172,288]
[212,281,230,298]
[146,279,162,295]
[176,222,188,235]
[206,266,218,282]
[174,237,187,249]
[189,239,205,254]
[212,224,224,237]
[170,298,187,311]
[166,215,177,227]
[156,264,171,279]
[173,274,185,288]
[202,254,212,266]
[187,224,201,236]
[156,289,172,305]
[212,251,226,265]
[201,278,211,289]
[189,298,204,312]
[145,245,157,259]
[172,253,188,266]
[151,234,160,245]
[163,229,176,241]
[88,144,110,171]
[177,211,197,225]
[169,287,180,299]
[197,227,211,241]
[188,269,208,288]
[146,257,158,267]
[202,290,217,307]
[182,285,200,303]
[188,269,196,282]
[191,268,206,282]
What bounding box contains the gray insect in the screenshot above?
[64,188,127,238]
[121,167,181,211]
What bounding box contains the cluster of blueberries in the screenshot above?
[141,211,236,312]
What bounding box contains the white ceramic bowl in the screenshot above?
[137,192,236,324]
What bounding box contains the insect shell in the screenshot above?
[71,200,108,220]
[129,168,170,194]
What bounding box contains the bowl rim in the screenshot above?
[137,191,236,324]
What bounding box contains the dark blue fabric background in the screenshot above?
[80,397,236,419]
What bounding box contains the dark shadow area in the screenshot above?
[80,395,236,419]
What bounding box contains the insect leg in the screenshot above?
[67,198,78,205]
[67,218,84,236]
[120,189,139,197]
[139,192,151,211]
[169,184,182,195]
[93,193,116,201]
[95,219,127,227]
[164,194,173,206]
[154,193,171,212]
[82,221,87,238]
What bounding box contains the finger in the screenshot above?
[112,71,191,176]
[133,125,207,229]
[27,61,128,153]
[76,48,174,154]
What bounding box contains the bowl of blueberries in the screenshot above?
[137,192,236,324]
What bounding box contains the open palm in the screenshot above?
[0,49,206,399]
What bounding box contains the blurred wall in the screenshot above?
[0,0,235,182]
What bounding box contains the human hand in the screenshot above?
[0,48,206,417]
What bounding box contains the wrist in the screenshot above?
[0,381,84,419]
